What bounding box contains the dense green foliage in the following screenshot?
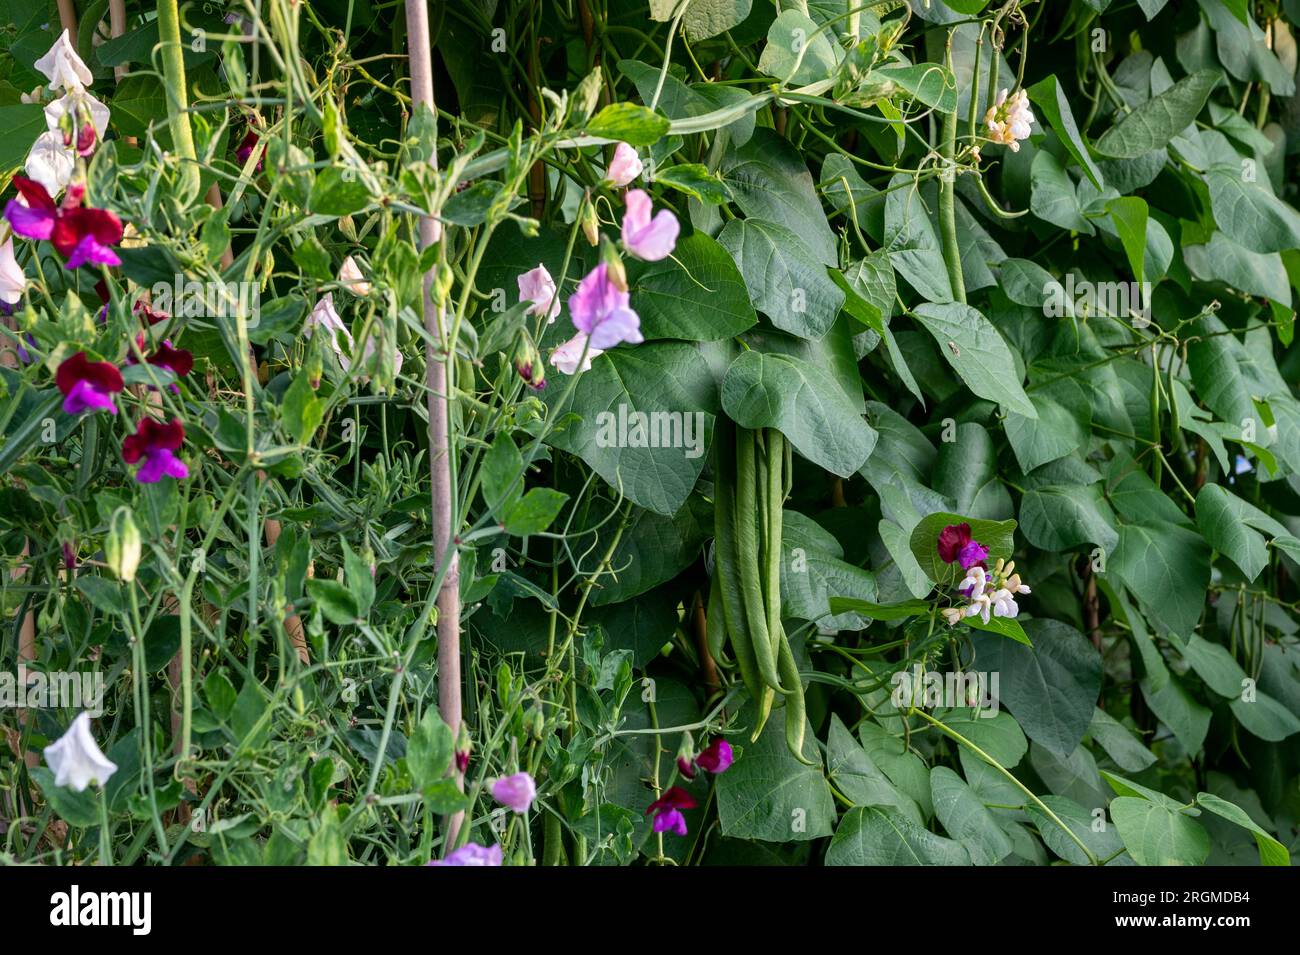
[2,0,1300,866]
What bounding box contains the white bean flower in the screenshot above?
[984,88,1034,151]
[34,29,93,93]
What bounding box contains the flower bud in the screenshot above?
[106,506,141,582]
[600,238,627,292]
[581,200,600,247]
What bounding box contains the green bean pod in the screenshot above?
[777,625,815,765]
[712,420,761,702]
[735,427,788,695]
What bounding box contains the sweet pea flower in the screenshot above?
[549,332,604,375]
[56,351,123,415]
[34,30,93,93]
[144,340,193,392]
[24,131,75,197]
[569,262,642,349]
[427,843,503,866]
[620,189,679,261]
[122,417,189,483]
[491,772,537,814]
[695,738,734,774]
[984,88,1034,152]
[338,255,371,296]
[44,712,117,791]
[305,293,355,369]
[607,142,643,187]
[44,90,111,147]
[645,786,697,836]
[236,126,264,171]
[517,263,561,323]
[4,177,123,269]
[0,236,25,304]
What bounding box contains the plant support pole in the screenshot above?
[405,0,464,848]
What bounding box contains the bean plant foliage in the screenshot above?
[2,0,1300,868]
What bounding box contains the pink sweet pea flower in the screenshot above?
[695,738,733,774]
[568,262,642,349]
[646,785,697,836]
[427,843,503,866]
[490,771,537,814]
[607,142,643,187]
[549,332,604,375]
[517,264,561,323]
[56,352,123,415]
[122,417,189,483]
[620,189,678,261]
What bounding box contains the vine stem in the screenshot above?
[156,0,200,201]
[404,0,464,851]
[909,707,1101,865]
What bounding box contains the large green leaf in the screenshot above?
[1027,74,1104,189]
[1110,796,1210,866]
[825,806,970,865]
[721,350,877,477]
[1195,793,1290,866]
[826,715,923,825]
[1195,485,1284,581]
[969,619,1103,757]
[930,766,1014,865]
[717,218,845,340]
[1026,795,1125,866]
[715,707,836,842]
[1112,521,1210,638]
[1019,484,1119,554]
[545,342,718,516]
[910,304,1036,418]
[1205,167,1300,255]
[1095,70,1220,159]
[722,129,837,265]
[630,232,757,341]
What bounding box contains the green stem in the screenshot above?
[156,0,199,199]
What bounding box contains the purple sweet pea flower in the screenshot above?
[427,843,503,866]
[645,785,697,836]
[957,539,989,570]
[56,351,123,416]
[568,263,643,349]
[122,418,189,484]
[490,771,537,814]
[620,189,679,261]
[696,738,734,774]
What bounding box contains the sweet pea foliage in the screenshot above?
[1,0,1299,869]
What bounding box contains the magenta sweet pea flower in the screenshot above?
[427,843,503,866]
[938,523,988,570]
[676,755,697,780]
[4,178,123,269]
[56,351,123,415]
[568,263,643,349]
[646,785,697,836]
[620,189,679,261]
[490,771,537,814]
[122,417,189,483]
[696,738,734,774]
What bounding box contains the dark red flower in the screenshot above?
[55,351,123,415]
[236,127,263,171]
[937,523,972,564]
[122,417,189,484]
[133,298,170,326]
[4,177,123,269]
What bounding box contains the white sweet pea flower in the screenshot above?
[305,293,355,369]
[34,29,94,93]
[44,712,118,791]
[44,89,111,140]
[338,255,371,296]
[0,236,26,304]
[24,130,76,196]
[549,332,603,375]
